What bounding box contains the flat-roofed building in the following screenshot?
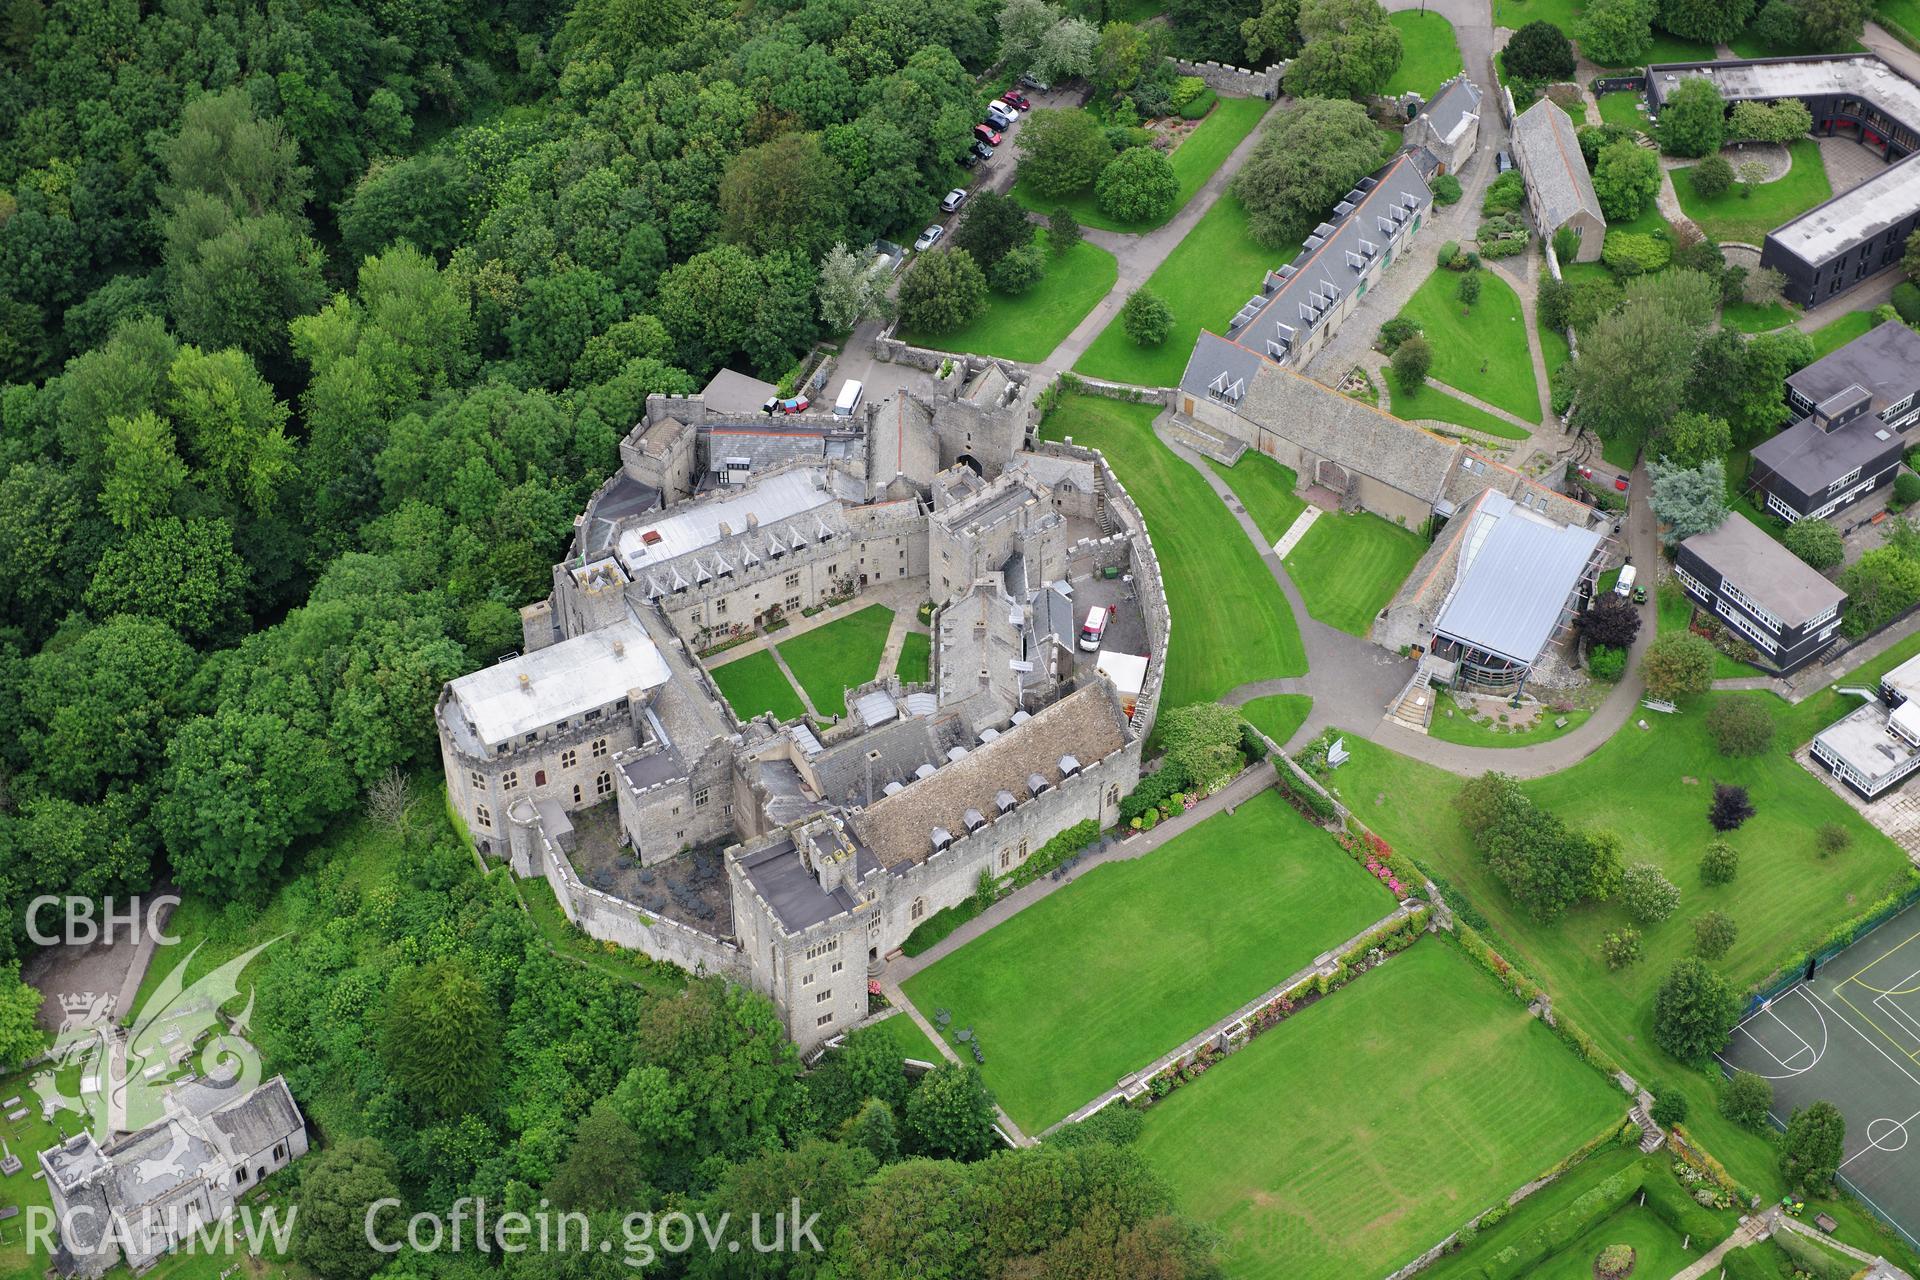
[1673,513,1847,674]
[1750,321,1920,520]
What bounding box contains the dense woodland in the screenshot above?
[0,0,1229,1273]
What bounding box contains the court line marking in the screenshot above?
[1769,1005,1818,1062]
[1837,984,1920,1066]
[1840,1106,1920,1170]
[1839,926,1920,994]
[1805,987,1920,1092]
[1875,991,1920,1047]
[1718,995,1825,1079]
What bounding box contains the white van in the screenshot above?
[1614,564,1637,598]
[1079,605,1109,652]
[833,380,865,417]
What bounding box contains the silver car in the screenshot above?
[914,224,945,252]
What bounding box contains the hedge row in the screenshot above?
[1274,757,1338,821]
[1448,923,1622,1078]
[1473,1163,1647,1280]
[1001,818,1099,892]
[1638,1163,1730,1244]
[1772,1226,1864,1280]
[1748,868,1920,999]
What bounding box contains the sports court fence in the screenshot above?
[1837,1169,1920,1254]
[1743,878,1920,1018]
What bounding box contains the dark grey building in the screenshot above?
[1673,513,1847,674]
[1747,321,1920,521]
[1647,56,1920,305]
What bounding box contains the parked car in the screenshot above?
[985,102,1016,129]
[941,187,969,213]
[761,393,810,415]
[1018,73,1050,91]
[973,123,1002,146]
[971,139,996,160]
[1495,149,1514,174]
[958,150,980,169]
[1002,90,1031,111]
[913,224,944,251]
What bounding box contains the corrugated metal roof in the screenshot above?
[1433,492,1603,666]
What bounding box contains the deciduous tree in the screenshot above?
[1286,0,1402,100]
[1694,909,1738,959]
[1233,97,1383,246]
[1015,109,1116,197]
[1097,146,1179,223]
[1640,631,1716,701]
[294,1139,402,1280]
[903,1063,998,1160]
[1706,697,1774,757]
[1782,1101,1847,1189]
[1722,1070,1773,1128]
[1652,956,1741,1062]
[1579,0,1656,66]
[1658,0,1755,44]
[896,249,989,334]
[1594,140,1662,219]
[1656,75,1728,156]
[1122,287,1173,345]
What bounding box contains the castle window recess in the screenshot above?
[816,1013,833,1027]
[592,738,609,758]
[470,770,485,790]
[501,770,519,791]
[560,749,577,770]
[596,771,613,796]
[475,805,491,829]
[801,973,813,987]
[806,939,839,960]
[816,991,832,1005]
[694,787,711,808]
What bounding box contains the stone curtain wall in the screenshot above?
[1170,57,1288,99]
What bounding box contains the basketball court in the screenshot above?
[1718,900,1920,1250]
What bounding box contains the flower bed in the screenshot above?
[1337,822,1426,902]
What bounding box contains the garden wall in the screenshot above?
[1168,56,1287,99]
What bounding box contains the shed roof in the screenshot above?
[1432,491,1602,666]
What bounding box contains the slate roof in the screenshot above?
[1681,513,1848,626]
[700,368,780,416]
[1216,154,1432,363]
[1432,490,1603,666]
[867,394,940,485]
[847,682,1130,868]
[1421,75,1483,142]
[1511,99,1604,232]
[204,1075,303,1156]
[1243,364,1463,502]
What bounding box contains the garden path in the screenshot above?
[765,646,822,720]
[1669,1208,1777,1280]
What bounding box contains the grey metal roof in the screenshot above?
[1511,99,1604,232]
[1221,154,1432,362]
[1787,320,1920,411]
[1681,513,1847,625]
[1432,491,1603,666]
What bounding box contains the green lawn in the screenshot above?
[1596,91,1651,134]
[776,603,895,718]
[1533,1204,1703,1279]
[1136,939,1624,1280]
[1075,193,1294,388]
[1282,510,1428,637]
[1721,299,1797,332]
[903,789,1392,1131]
[898,231,1116,362]
[1809,309,1878,359]
[1674,139,1834,246]
[1600,434,1639,470]
[1240,693,1313,747]
[893,630,931,683]
[0,1063,94,1280]
[708,648,808,722]
[1538,307,1573,375]
[1397,262,1542,421]
[1727,29,1864,57]
[1391,382,1533,440]
[1206,451,1305,544]
[1319,708,1914,1196]
[1882,0,1920,43]
[1382,11,1463,98]
[1428,691,1595,747]
[1038,393,1307,705]
[860,1012,945,1065]
[1656,579,1762,678]
[1010,97,1269,233]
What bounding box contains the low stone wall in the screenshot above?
[1170,56,1287,99]
[537,824,749,980]
[873,332,1027,384]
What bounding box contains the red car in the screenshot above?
[1003,90,1031,110]
[973,123,1002,146]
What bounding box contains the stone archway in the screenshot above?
[1315,459,1352,493]
[957,453,983,475]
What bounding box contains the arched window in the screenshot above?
[910,897,925,921]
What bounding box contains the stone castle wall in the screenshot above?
[1170,56,1287,98]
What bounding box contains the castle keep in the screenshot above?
[435,370,1169,1052]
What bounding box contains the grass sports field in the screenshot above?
[1136,939,1623,1280]
[1075,193,1298,388]
[1010,97,1268,233]
[1397,261,1541,421]
[777,603,894,717]
[902,789,1391,1130]
[1282,510,1427,636]
[708,649,807,722]
[1038,393,1306,705]
[1675,139,1833,246]
[898,230,1116,362]
[1206,451,1304,545]
[1322,703,1913,1179]
[1382,11,1462,98]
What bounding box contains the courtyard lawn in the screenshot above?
[1396,263,1541,421]
[1239,693,1313,747]
[1038,393,1307,705]
[1721,299,1796,332]
[1382,11,1463,98]
[1010,97,1269,233]
[1493,0,1581,30]
[897,231,1116,362]
[1282,510,1428,637]
[1538,309,1573,376]
[1809,309,1878,358]
[1391,382,1533,440]
[1075,193,1294,388]
[777,603,896,718]
[1206,451,1304,544]
[1674,139,1833,246]
[893,630,931,683]
[1883,0,1920,43]
[1319,708,1914,1195]
[1428,691,1595,747]
[708,649,808,722]
[1596,91,1652,134]
[1600,433,1639,470]
[860,1012,945,1066]
[903,789,1392,1131]
[1135,939,1624,1280]
[1536,1205,1702,1280]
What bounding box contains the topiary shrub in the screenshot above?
[1377,315,1422,354]
[1602,230,1672,276]
[1596,1243,1635,1279]
[1699,839,1739,885]
[1432,173,1462,205]
[1896,470,1920,510]
[1895,281,1920,325]
[1589,644,1627,681]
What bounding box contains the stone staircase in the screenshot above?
[1090,465,1119,536]
[1629,1091,1667,1153]
[1385,655,1453,732]
[1165,414,1248,466]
